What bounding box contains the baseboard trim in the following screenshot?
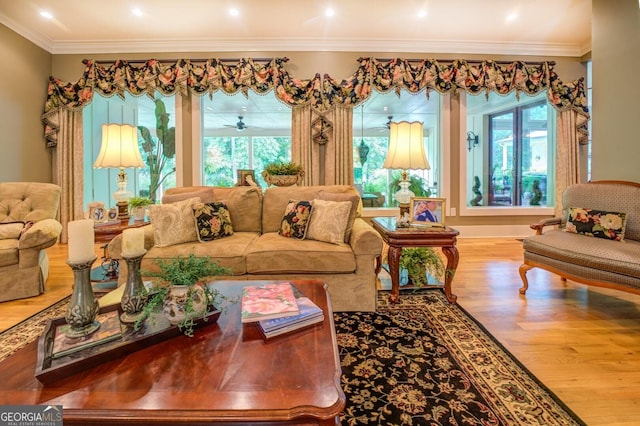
[453,225,533,238]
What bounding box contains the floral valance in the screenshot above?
[42,57,589,147]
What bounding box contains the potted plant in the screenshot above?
[262,161,305,187]
[399,247,445,288]
[129,196,153,221]
[136,254,231,336]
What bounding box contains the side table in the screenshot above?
[371,216,459,304]
[91,218,149,289]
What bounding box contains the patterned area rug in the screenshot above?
[0,291,584,425]
[335,290,585,426]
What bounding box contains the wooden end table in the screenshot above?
[0,280,345,425]
[91,218,149,287]
[371,217,460,304]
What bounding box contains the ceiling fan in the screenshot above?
[376,115,393,132]
[224,116,248,132]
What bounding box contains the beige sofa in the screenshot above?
[520,181,640,295]
[0,182,63,302]
[108,185,383,311]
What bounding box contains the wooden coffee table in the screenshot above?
[371,217,460,304]
[0,280,345,425]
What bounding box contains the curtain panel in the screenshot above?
[41,57,589,228]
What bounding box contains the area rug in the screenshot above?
[0,291,584,426]
[334,290,585,426]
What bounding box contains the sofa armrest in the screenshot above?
[530,217,562,235]
[349,218,383,256]
[108,224,155,259]
[18,219,62,250]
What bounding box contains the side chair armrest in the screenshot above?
[18,219,62,250]
[530,217,562,235]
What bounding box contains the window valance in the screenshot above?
[42,57,589,148]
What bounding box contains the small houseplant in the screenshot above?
[136,254,230,336]
[399,247,445,287]
[262,161,305,186]
[129,196,153,220]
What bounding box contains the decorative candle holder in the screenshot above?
[120,250,148,323]
[65,256,100,338]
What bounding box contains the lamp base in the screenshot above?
[116,201,129,220]
[399,203,410,218]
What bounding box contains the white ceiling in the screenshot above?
[0,0,592,132]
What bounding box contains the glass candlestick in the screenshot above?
[120,250,148,323]
[65,256,100,338]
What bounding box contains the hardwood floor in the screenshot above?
[1,238,639,425]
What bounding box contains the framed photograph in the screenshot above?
[237,169,256,186]
[409,197,446,227]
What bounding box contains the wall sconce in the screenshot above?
[467,131,479,151]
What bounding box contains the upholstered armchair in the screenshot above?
[0,182,62,302]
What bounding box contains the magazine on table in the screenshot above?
[51,310,123,359]
[258,296,324,339]
[240,282,300,323]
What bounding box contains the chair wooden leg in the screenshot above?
[519,263,533,294]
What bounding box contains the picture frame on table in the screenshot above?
[409,197,445,227]
[237,169,256,186]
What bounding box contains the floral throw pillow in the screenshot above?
[193,202,234,242]
[564,207,627,241]
[278,200,313,240]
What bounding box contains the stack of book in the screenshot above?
[240,282,324,339]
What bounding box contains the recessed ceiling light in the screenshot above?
[506,12,518,22]
[39,11,53,20]
[418,10,427,18]
[325,8,335,17]
[131,8,143,17]
[229,8,240,17]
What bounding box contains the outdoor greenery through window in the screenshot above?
[202,136,292,187]
[465,91,555,209]
[353,91,441,207]
[83,93,177,208]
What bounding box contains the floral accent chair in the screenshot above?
[0,182,62,302]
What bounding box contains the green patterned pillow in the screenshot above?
[278,200,312,240]
[564,207,627,241]
[193,202,234,242]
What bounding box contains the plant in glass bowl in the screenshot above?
[399,247,445,288]
[135,254,230,336]
[129,196,153,220]
[262,161,305,187]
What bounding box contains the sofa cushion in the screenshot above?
[0,239,18,267]
[278,200,312,240]
[565,207,626,241]
[561,183,640,241]
[149,197,200,247]
[0,222,24,239]
[316,190,359,242]
[162,187,215,204]
[212,186,262,233]
[523,229,640,278]
[142,231,260,275]
[306,199,352,244]
[193,201,233,242]
[262,185,361,233]
[246,232,356,274]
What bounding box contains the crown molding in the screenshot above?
[0,12,54,53]
[45,37,585,57]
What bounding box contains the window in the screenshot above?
[83,92,177,208]
[353,91,441,207]
[202,135,292,187]
[200,94,292,187]
[464,91,555,212]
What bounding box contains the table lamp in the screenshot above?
[93,124,145,220]
[383,121,430,216]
